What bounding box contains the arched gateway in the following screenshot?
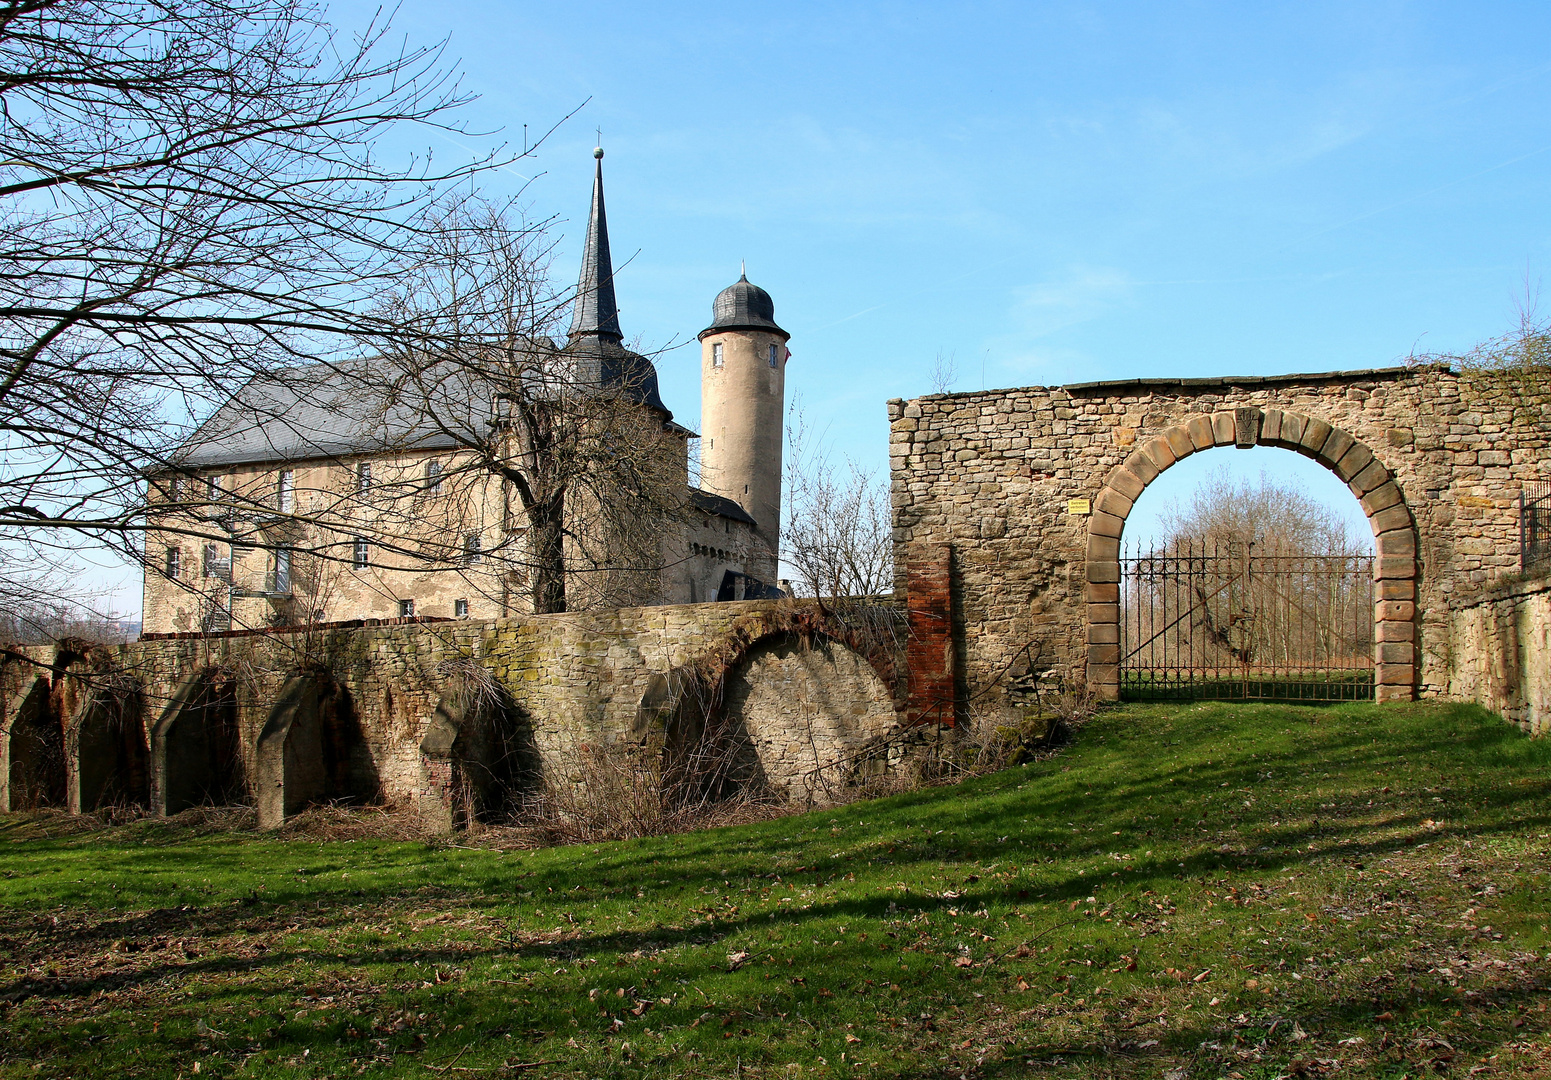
[888,365,1542,715]
[1083,407,1416,702]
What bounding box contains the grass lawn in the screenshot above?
[3,700,1551,1079]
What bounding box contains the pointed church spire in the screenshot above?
[568,148,623,343]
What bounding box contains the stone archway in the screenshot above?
[718,632,899,805]
[1084,407,1418,702]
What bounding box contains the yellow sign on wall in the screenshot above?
[1067,498,1091,516]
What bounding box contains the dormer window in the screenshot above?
[712,343,724,368]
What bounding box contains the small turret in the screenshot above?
[698,271,789,581]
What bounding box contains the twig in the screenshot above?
[726,946,773,972]
[424,1046,470,1074]
[987,917,1083,966]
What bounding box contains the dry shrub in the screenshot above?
[275,803,424,842]
[514,739,788,845]
[894,682,1101,784]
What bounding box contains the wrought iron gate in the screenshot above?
[1120,539,1375,701]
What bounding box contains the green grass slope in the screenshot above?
[3,700,1551,1079]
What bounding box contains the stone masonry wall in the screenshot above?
[889,366,1551,710]
[3,598,910,817]
[1447,575,1551,735]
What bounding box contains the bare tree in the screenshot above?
[782,401,893,598]
[362,199,694,614]
[1156,466,1369,556]
[1126,468,1374,676]
[927,350,958,395]
[0,0,534,621]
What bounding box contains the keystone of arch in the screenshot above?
[1087,409,1418,704]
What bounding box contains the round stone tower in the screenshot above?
[698,272,789,581]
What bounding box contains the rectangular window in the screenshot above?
[463,533,483,565]
[454,598,469,618]
[271,547,291,594]
[712,342,724,368]
[165,546,181,580]
[277,470,294,513]
[425,460,443,495]
[352,537,369,569]
[768,344,779,368]
[398,598,415,618]
[202,543,220,577]
[168,476,183,502]
[356,462,372,493]
[207,474,222,500]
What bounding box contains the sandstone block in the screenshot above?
[1185,415,1215,450]
[1086,534,1120,561]
[1093,487,1134,519]
[1087,643,1120,666]
[1375,529,1417,557]
[1360,480,1404,516]
[1164,426,1196,460]
[1106,466,1146,501]
[1260,409,1284,444]
[1089,510,1125,539]
[1334,444,1374,483]
[1318,428,1355,468]
[1212,411,1236,446]
[1349,458,1391,497]
[1085,582,1120,603]
[1297,418,1334,459]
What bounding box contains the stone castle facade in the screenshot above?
[141,151,790,635]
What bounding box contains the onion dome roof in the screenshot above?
[699,272,788,340]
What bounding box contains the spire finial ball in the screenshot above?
[593,146,604,159]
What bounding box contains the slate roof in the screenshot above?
[689,488,756,526]
[172,358,475,469]
[699,273,787,340]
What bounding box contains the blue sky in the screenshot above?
[98,1,1551,610]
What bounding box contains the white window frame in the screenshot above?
[712,342,724,368]
[352,537,369,569]
[277,470,294,513]
[425,459,443,496]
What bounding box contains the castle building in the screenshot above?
[141,152,788,634]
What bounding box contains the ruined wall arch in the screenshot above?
[718,631,899,805]
[1084,407,1418,701]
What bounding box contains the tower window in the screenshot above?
[352,537,369,568]
[712,343,724,368]
[276,470,294,513]
[165,546,181,580]
[768,344,778,367]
